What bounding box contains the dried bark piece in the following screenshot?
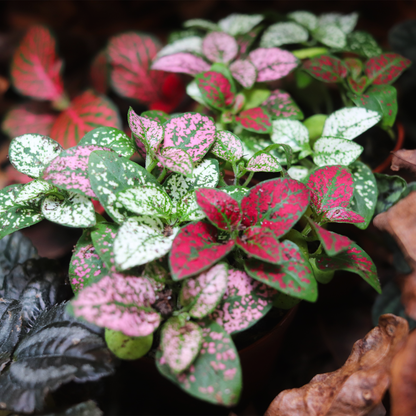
[265,314,408,416]
[391,149,416,174]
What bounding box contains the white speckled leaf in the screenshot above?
[229,60,257,89]
[181,263,228,319]
[114,217,178,270]
[9,134,62,178]
[313,138,363,166]
[260,22,308,47]
[41,192,96,228]
[202,32,238,64]
[15,180,56,204]
[288,11,318,31]
[211,131,244,163]
[161,317,202,374]
[271,119,309,152]
[322,107,381,141]
[313,24,346,48]
[246,152,282,172]
[183,19,219,31]
[175,190,205,222]
[319,12,358,34]
[116,185,173,218]
[157,36,203,58]
[157,147,193,177]
[287,166,309,182]
[218,14,264,36]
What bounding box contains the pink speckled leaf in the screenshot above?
[303,55,348,83]
[11,25,64,101]
[261,89,303,120]
[249,48,298,82]
[71,273,161,337]
[241,178,310,237]
[169,222,235,281]
[365,53,411,85]
[324,207,365,224]
[246,151,282,172]
[141,110,170,124]
[195,188,241,232]
[235,107,272,133]
[245,240,317,301]
[156,320,242,406]
[195,71,235,110]
[50,90,121,148]
[315,242,381,293]
[181,263,228,318]
[307,219,352,256]
[210,268,276,334]
[152,52,210,75]
[90,49,109,94]
[202,32,238,64]
[211,130,244,163]
[157,147,193,177]
[307,165,353,214]
[91,222,119,271]
[160,317,203,374]
[237,227,282,264]
[43,145,111,198]
[69,230,107,293]
[163,113,216,163]
[229,59,257,88]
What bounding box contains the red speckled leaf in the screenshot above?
[245,240,317,301]
[308,219,352,256]
[11,25,64,101]
[202,32,238,63]
[195,71,235,110]
[347,76,368,94]
[90,50,109,95]
[209,268,276,334]
[235,107,272,133]
[169,222,235,281]
[241,178,310,237]
[237,227,282,264]
[50,90,121,148]
[152,52,210,75]
[307,165,353,214]
[2,102,57,138]
[163,113,216,163]
[71,273,161,336]
[365,53,411,85]
[229,59,257,88]
[261,89,303,120]
[303,55,348,83]
[195,188,241,231]
[315,242,381,293]
[324,207,365,224]
[249,48,298,82]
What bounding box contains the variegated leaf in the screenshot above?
[218,13,264,36]
[181,263,228,318]
[41,192,96,228]
[308,219,351,256]
[346,31,382,58]
[249,48,298,82]
[209,268,275,334]
[15,180,55,204]
[157,147,193,177]
[315,242,381,293]
[43,145,111,198]
[348,76,368,94]
[261,89,303,120]
[163,113,216,162]
[186,80,207,106]
[324,207,365,224]
[116,185,173,218]
[245,240,317,301]
[303,55,348,83]
[313,25,346,48]
[9,134,62,178]
[202,32,238,63]
[176,190,205,222]
[221,186,248,201]
[319,12,358,34]
[114,217,178,270]
[78,127,134,158]
[374,173,406,215]
[183,19,219,31]
[235,107,272,133]
[271,119,309,153]
[287,166,309,182]
[71,273,161,336]
[260,22,308,47]
[288,11,318,31]
[152,53,210,75]
[313,138,363,166]
[195,71,235,110]
[141,110,170,124]
[211,131,244,162]
[169,222,235,281]
[91,222,119,271]
[160,317,202,374]
[229,60,257,89]
[345,58,363,79]
[246,151,282,172]
[157,36,203,57]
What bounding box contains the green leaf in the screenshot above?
[260,22,308,47]
[15,179,56,204]
[374,173,407,215]
[346,31,382,58]
[91,222,119,270]
[287,166,309,182]
[183,18,219,31]
[242,87,271,111]
[313,137,363,166]
[9,134,62,178]
[288,11,318,31]
[303,114,327,144]
[211,131,244,163]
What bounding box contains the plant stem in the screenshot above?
[242,172,254,187]
[232,162,238,185]
[146,160,158,173]
[387,127,396,142]
[157,168,167,183]
[301,223,311,237]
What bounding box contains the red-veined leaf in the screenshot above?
[249,48,298,82]
[347,76,368,94]
[261,89,303,120]
[241,178,310,237]
[169,222,235,281]
[163,113,216,162]
[50,90,121,148]
[307,165,353,214]
[324,207,365,224]
[156,147,193,177]
[195,188,241,232]
[315,242,381,293]
[152,52,210,75]
[11,25,64,101]
[303,55,348,83]
[365,53,411,85]
[235,107,272,133]
[245,240,317,301]
[229,59,257,88]
[90,50,109,94]
[202,32,238,63]
[195,71,235,110]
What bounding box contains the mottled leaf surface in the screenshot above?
[15,180,55,204]
[229,59,257,89]
[196,71,234,110]
[374,173,407,215]
[246,151,282,172]
[308,220,351,256]
[202,32,238,63]
[91,222,119,271]
[235,107,272,133]
[260,22,308,47]
[0,299,22,371]
[365,53,411,85]
[313,138,363,167]
[211,131,244,162]
[303,55,347,83]
[288,11,318,31]
[218,13,263,36]
[319,12,358,34]
[157,36,203,58]
[347,31,382,58]
[157,147,194,177]
[261,89,303,120]
[152,53,210,75]
[313,25,346,48]
[272,119,309,153]
[324,207,365,224]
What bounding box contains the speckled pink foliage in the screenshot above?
[202,32,238,64]
[212,130,244,161]
[325,207,365,224]
[229,59,257,88]
[157,147,193,175]
[128,108,163,153]
[261,89,301,118]
[152,52,210,75]
[246,152,280,172]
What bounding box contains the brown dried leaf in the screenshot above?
[391,149,416,174]
[397,271,416,320]
[265,314,408,416]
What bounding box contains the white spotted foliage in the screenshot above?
[15,180,56,204]
[218,14,264,36]
[157,36,203,58]
[313,138,363,166]
[271,119,311,154]
[260,22,309,47]
[288,11,318,31]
